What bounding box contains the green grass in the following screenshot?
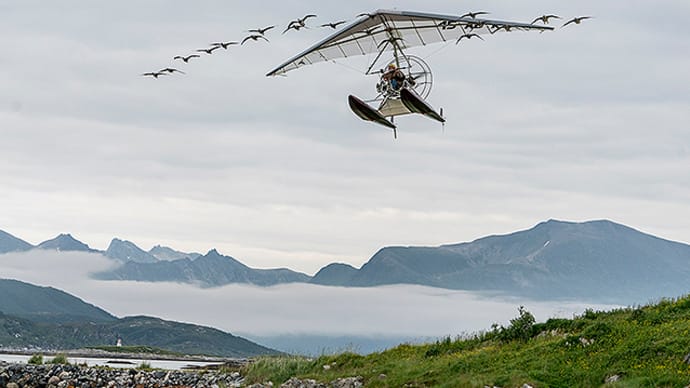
[242,295,690,387]
[48,353,69,365]
[87,345,184,357]
[137,361,153,370]
[27,354,43,365]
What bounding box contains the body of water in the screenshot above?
[0,353,223,370]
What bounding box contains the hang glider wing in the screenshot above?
[266,9,553,77]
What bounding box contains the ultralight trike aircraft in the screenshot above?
[267,10,552,138]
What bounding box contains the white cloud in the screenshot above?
[0,250,618,340]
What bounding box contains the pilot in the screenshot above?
[382,63,405,90]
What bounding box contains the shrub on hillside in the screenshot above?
[49,354,69,365]
[138,361,152,370]
[495,306,536,342]
[27,354,43,365]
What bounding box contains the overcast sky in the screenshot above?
[1,1,689,275]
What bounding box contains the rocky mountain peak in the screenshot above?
[0,229,33,254]
[105,238,158,263]
[148,245,201,261]
[37,233,94,252]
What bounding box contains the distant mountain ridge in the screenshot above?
[95,249,311,287]
[105,238,158,263]
[0,231,202,263]
[37,233,96,252]
[2,220,690,303]
[149,245,201,261]
[311,219,690,303]
[0,229,311,288]
[0,279,277,357]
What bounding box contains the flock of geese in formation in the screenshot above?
[444,14,591,43]
[141,12,591,79]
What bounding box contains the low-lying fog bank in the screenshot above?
[1,250,620,355]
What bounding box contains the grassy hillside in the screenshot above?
[0,279,116,323]
[0,279,278,357]
[108,316,278,357]
[0,313,278,358]
[242,295,690,387]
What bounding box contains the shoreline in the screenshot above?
[0,361,245,387]
[0,348,250,366]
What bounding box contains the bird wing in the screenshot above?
[252,26,273,34]
[326,21,346,28]
[562,19,576,27]
[267,9,552,76]
[461,11,489,18]
[163,68,185,74]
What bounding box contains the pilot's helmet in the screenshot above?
[387,63,397,70]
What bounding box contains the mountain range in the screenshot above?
[2,219,690,304]
[96,248,311,286]
[309,219,690,302]
[0,279,277,357]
